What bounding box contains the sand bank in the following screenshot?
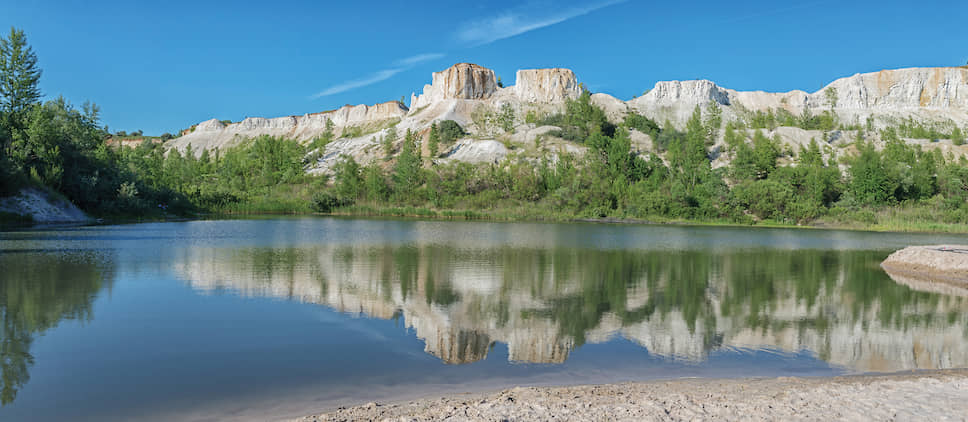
[298,370,968,421]
[882,245,968,296]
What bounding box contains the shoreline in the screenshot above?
[297,370,968,421]
[6,207,968,236]
[25,211,968,235]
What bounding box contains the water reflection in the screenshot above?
[174,245,968,372]
[0,252,113,405]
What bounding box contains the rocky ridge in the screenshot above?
[166,63,968,174]
[629,67,968,129]
[166,101,408,153]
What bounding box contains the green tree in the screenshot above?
[731,178,795,220]
[393,129,422,198]
[671,107,713,190]
[728,130,757,181]
[848,141,893,205]
[312,119,335,150]
[332,155,362,202]
[704,100,722,140]
[383,125,397,160]
[427,122,440,158]
[664,107,725,217]
[362,163,388,201]
[498,102,515,132]
[437,120,465,144]
[824,87,838,108]
[623,112,660,139]
[0,27,42,114]
[751,130,780,179]
[952,126,965,146]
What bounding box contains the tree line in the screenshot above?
[315,91,968,226]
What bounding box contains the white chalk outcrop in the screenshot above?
[0,188,91,224]
[165,63,968,173]
[167,101,407,154]
[631,67,968,129]
[410,63,498,110]
[513,68,581,103]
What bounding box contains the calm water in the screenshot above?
[2,218,968,421]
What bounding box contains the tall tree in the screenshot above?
[393,129,422,199]
[0,27,42,114]
[427,122,440,158]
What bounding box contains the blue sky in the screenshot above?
[2,0,965,135]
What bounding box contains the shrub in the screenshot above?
[623,113,660,138]
[952,127,965,145]
[498,103,515,132]
[438,120,465,144]
[311,191,351,213]
[524,110,539,124]
[730,179,794,220]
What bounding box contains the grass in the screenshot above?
[815,201,968,234]
[317,198,968,234]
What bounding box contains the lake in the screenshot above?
[1,217,967,421]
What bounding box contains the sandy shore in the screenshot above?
[297,370,968,421]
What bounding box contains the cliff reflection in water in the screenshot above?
[0,252,112,406]
[174,245,968,371]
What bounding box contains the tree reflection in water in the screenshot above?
[177,245,968,371]
[0,252,112,405]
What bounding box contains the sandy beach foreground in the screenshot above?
[298,370,968,421]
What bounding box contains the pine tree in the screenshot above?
[0,27,42,114]
[393,129,422,198]
[383,125,397,160]
[428,122,440,158]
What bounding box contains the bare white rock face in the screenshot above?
[513,68,581,103]
[590,92,629,122]
[166,63,968,173]
[167,102,407,154]
[411,63,498,110]
[441,139,509,164]
[629,80,734,126]
[0,188,91,223]
[632,67,968,129]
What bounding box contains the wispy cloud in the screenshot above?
[312,52,446,98]
[395,52,445,67]
[456,0,626,46]
[311,68,404,98]
[310,1,627,98]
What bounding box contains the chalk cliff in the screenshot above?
[166,63,968,171]
[513,68,581,103]
[631,67,968,129]
[410,63,498,110]
[167,101,408,153]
